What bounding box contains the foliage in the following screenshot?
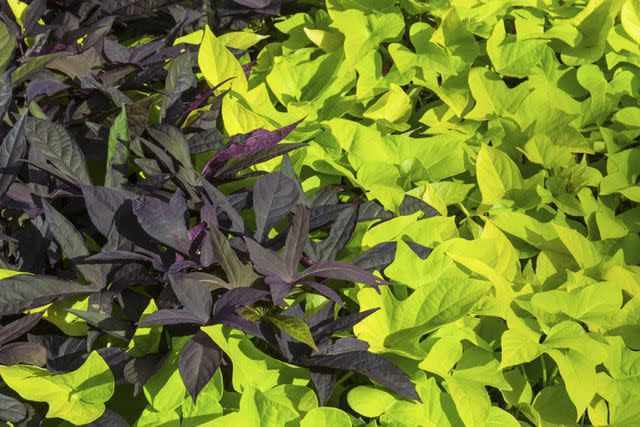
[0,0,639,425]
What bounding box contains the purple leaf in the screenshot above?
[399,195,439,218]
[178,331,222,402]
[0,275,96,316]
[310,308,379,342]
[302,351,420,401]
[202,119,302,176]
[301,281,343,307]
[0,342,48,366]
[217,143,306,179]
[306,205,357,262]
[310,369,335,406]
[26,79,69,101]
[282,205,309,278]
[211,287,269,319]
[253,172,300,242]
[300,261,387,288]
[132,196,191,253]
[265,276,294,305]
[138,309,207,326]
[243,237,293,286]
[169,273,213,323]
[352,242,397,271]
[0,112,27,198]
[81,185,135,237]
[0,313,43,346]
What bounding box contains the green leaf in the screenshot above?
[559,0,626,65]
[202,325,309,392]
[181,369,224,426]
[362,84,411,128]
[0,352,114,424]
[264,314,317,350]
[198,25,247,93]
[328,3,404,66]
[486,19,547,78]
[303,28,344,52]
[346,386,397,418]
[207,386,299,426]
[105,105,130,188]
[126,299,162,356]
[354,277,490,358]
[143,337,190,412]
[301,407,352,427]
[622,0,640,45]
[476,144,524,205]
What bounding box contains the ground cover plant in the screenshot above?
[0,0,639,425]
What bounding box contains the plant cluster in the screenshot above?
[1,0,640,426]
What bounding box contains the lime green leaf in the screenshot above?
[487,19,547,77]
[0,352,114,424]
[198,25,247,93]
[126,299,162,357]
[347,386,397,418]
[202,325,309,392]
[301,407,352,427]
[476,144,524,205]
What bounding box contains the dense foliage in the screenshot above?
[1,0,640,425]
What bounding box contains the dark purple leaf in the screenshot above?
[0,313,43,346]
[132,195,191,253]
[199,178,244,233]
[202,119,302,176]
[306,205,357,262]
[399,195,439,218]
[178,331,222,402]
[0,275,95,316]
[405,241,432,260]
[124,353,167,396]
[352,241,397,271]
[42,199,107,287]
[244,237,289,281]
[0,112,27,198]
[169,273,212,322]
[138,309,206,326]
[310,309,379,342]
[26,79,69,101]
[211,287,269,319]
[310,369,335,406]
[253,172,300,242]
[24,117,91,184]
[0,393,27,423]
[217,143,306,179]
[302,351,420,401]
[0,342,48,366]
[300,261,386,288]
[265,276,295,305]
[65,309,132,340]
[81,185,135,237]
[282,204,309,278]
[301,281,343,306]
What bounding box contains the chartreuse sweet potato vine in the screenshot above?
[0,0,639,425]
